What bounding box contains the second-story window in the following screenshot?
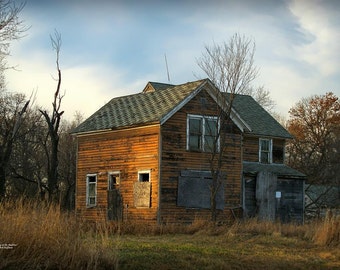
[259,138,272,163]
[187,114,219,152]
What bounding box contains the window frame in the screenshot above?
[138,170,151,182]
[86,174,97,207]
[108,171,120,190]
[259,138,273,164]
[187,114,220,152]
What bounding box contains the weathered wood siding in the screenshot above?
[276,178,304,223]
[256,171,277,221]
[75,125,160,223]
[243,174,304,223]
[160,90,243,224]
[243,136,286,163]
[243,176,257,217]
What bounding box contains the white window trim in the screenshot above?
[86,174,97,207]
[187,114,220,152]
[259,138,273,163]
[138,170,151,182]
[108,171,120,190]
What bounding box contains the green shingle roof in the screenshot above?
[148,82,175,91]
[72,79,292,140]
[230,94,292,139]
[72,80,204,134]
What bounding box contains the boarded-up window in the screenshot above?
[134,182,151,207]
[177,170,224,210]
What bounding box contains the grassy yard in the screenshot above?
[116,231,339,269]
[0,199,339,269]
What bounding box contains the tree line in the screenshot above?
[0,1,338,214]
[0,1,80,209]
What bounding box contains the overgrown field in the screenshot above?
[0,200,339,269]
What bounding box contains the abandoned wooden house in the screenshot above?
[72,79,306,224]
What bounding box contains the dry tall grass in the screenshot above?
[1,199,339,269]
[0,199,117,269]
[313,210,340,246]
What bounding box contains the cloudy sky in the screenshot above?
[6,0,340,120]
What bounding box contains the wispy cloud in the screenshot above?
[289,0,340,76]
[5,0,340,121]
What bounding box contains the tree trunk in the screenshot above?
[47,133,59,201]
[211,187,217,221]
[0,165,6,198]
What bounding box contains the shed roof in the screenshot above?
[243,161,306,179]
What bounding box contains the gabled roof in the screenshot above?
[72,80,206,134]
[142,81,175,93]
[72,79,292,140]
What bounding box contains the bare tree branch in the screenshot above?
[39,30,64,201]
[197,33,258,221]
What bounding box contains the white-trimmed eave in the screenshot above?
[160,80,208,125]
[229,109,252,133]
[71,123,160,138]
[70,128,112,137]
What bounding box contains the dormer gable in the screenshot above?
[142,82,175,93]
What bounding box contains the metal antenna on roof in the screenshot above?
[164,53,171,82]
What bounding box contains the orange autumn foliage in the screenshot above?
[287,92,340,184]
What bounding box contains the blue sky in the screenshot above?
[6,0,340,120]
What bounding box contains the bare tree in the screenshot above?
[0,0,27,71]
[39,31,64,201]
[8,108,49,199]
[58,113,83,210]
[0,91,29,197]
[0,0,29,199]
[243,85,276,113]
[197,33,258,221]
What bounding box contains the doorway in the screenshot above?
[107,172,122,221]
